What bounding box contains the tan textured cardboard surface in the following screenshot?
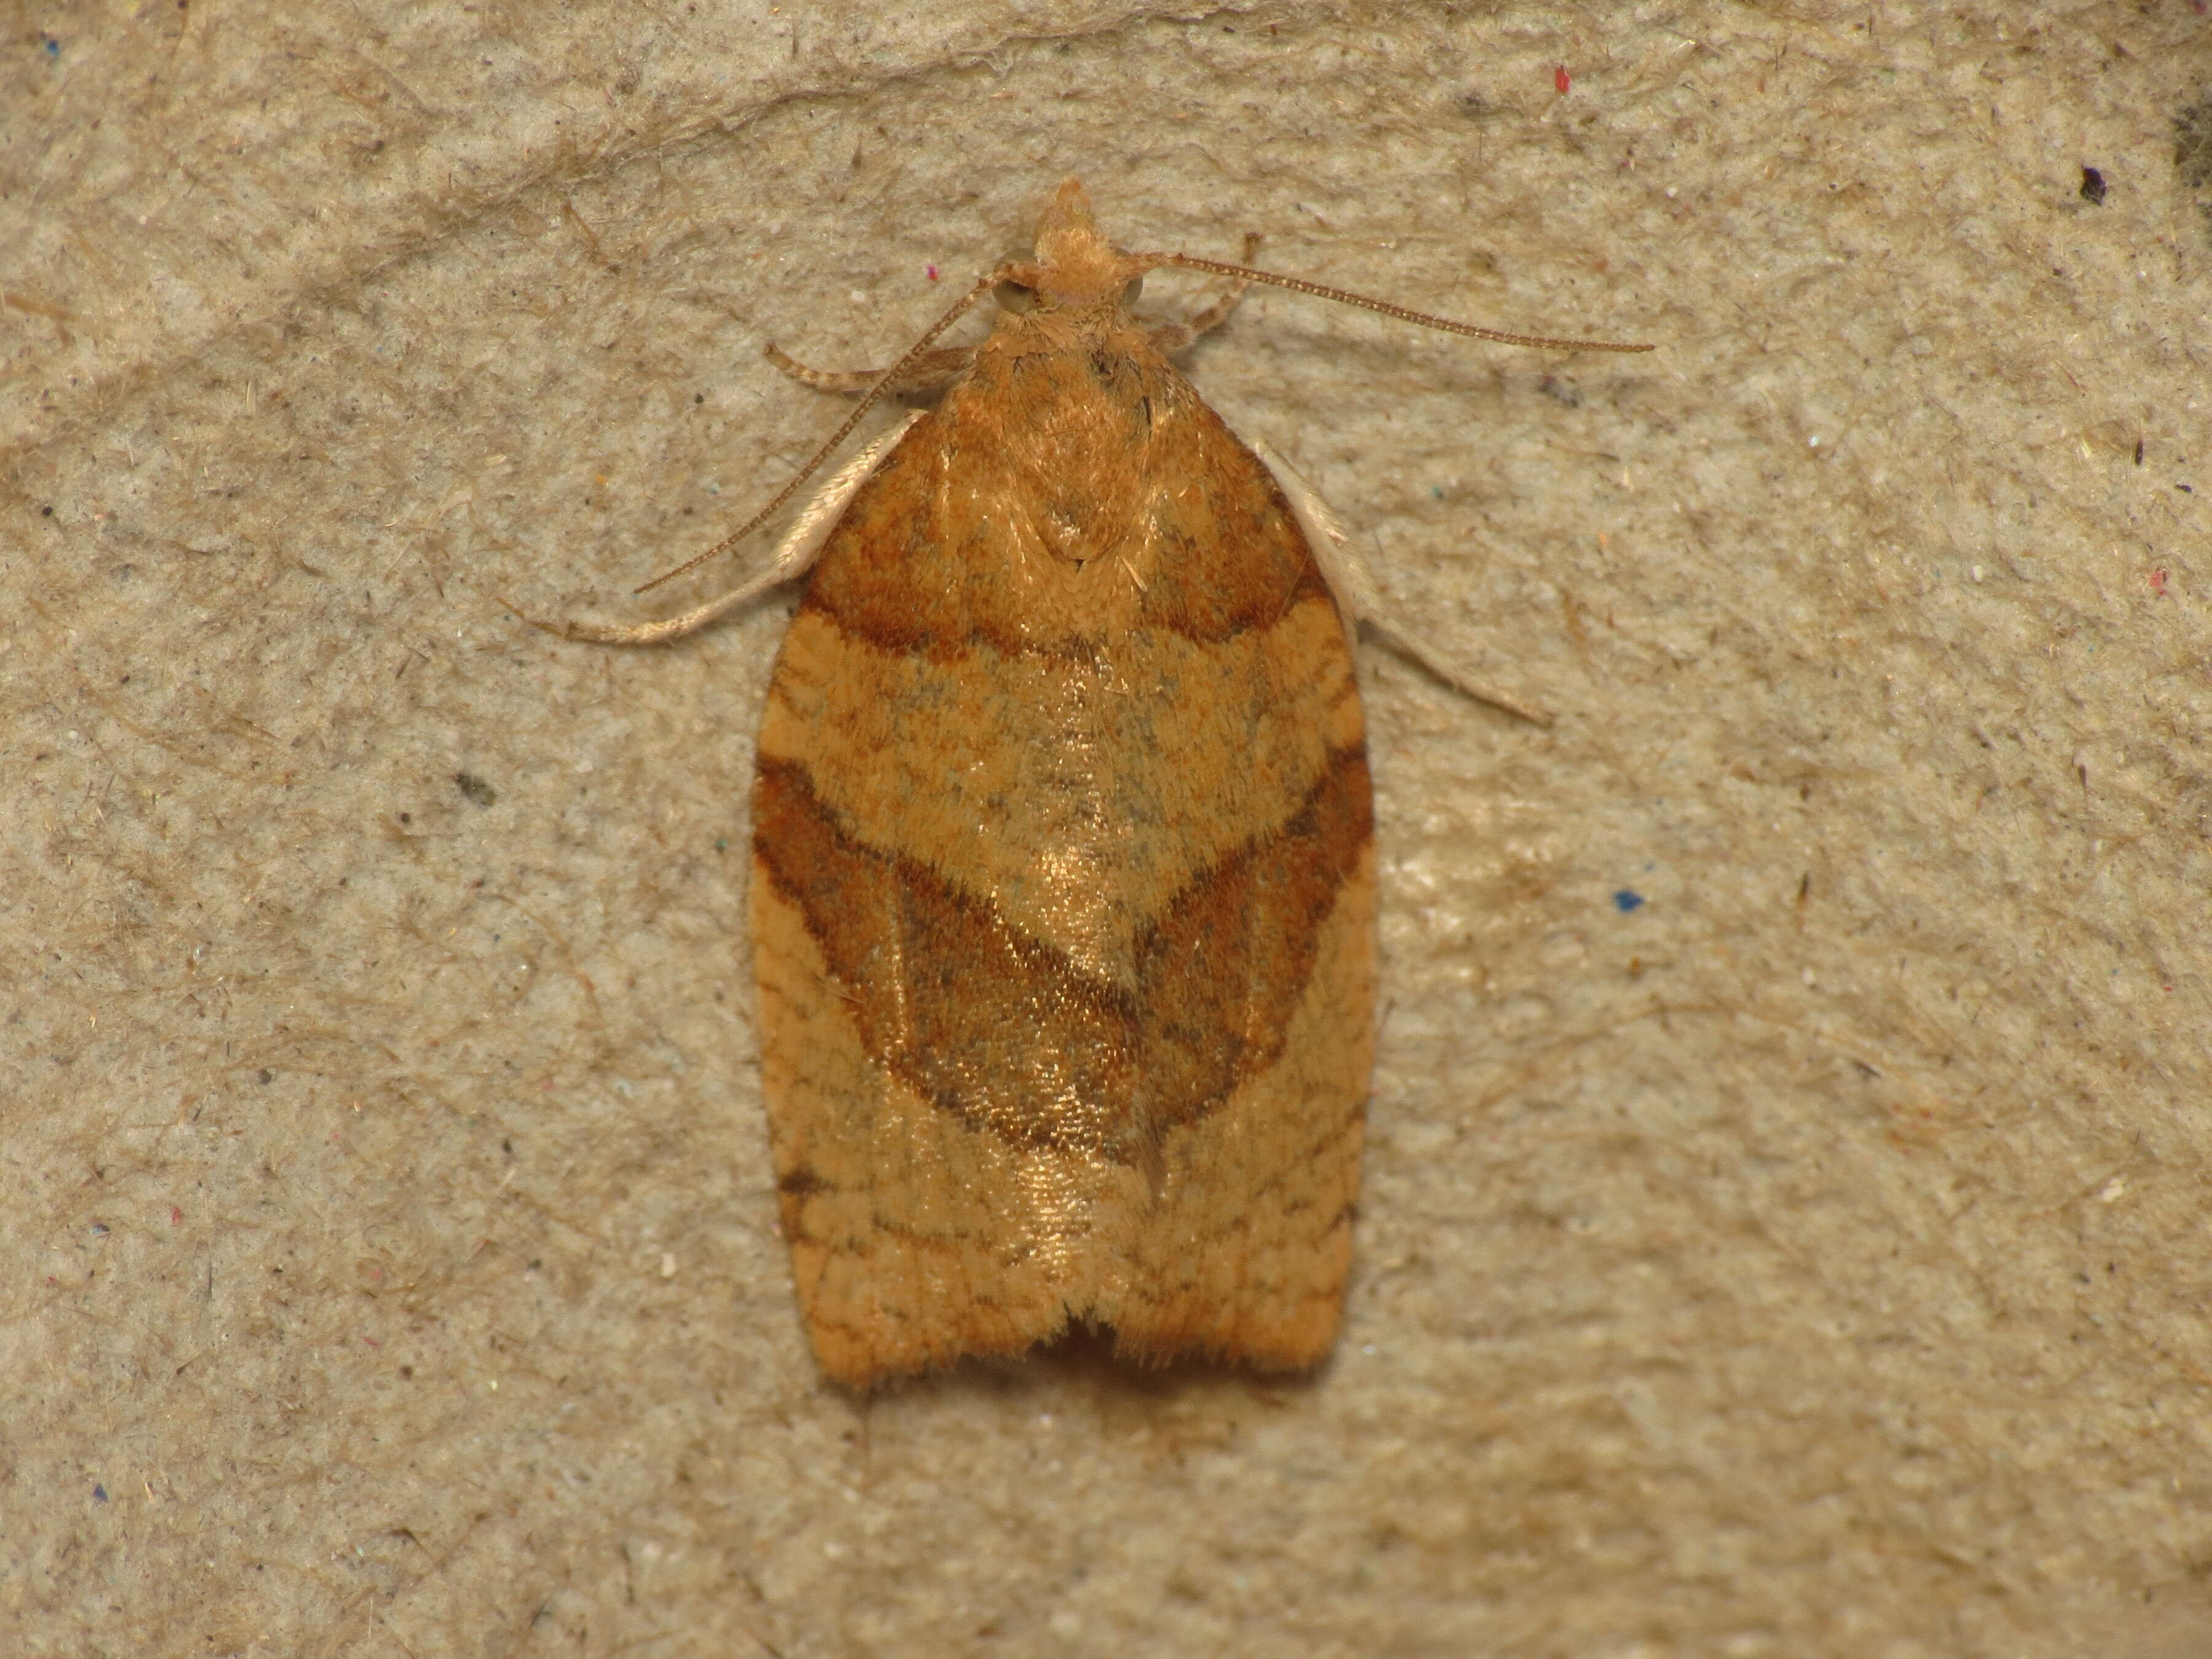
[6,3,2210,1654]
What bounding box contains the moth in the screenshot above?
[534,179,1647,1387]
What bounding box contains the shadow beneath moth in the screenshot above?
[521,178,1648,1389]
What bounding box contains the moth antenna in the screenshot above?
[634,271,1002,595]
[1143,252,1653,354]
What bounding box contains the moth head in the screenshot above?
[992,271,1146,315]
[998,176,1155,309]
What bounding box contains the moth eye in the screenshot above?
[994,280,1038,313]
[1121,275,1145,306]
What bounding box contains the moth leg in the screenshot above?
[765,342,975,397]
[508,411,924,646]
[1251,438,1555,728]
[1150,232,1263,355]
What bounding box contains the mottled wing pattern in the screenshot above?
[750,312,1375,1386]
